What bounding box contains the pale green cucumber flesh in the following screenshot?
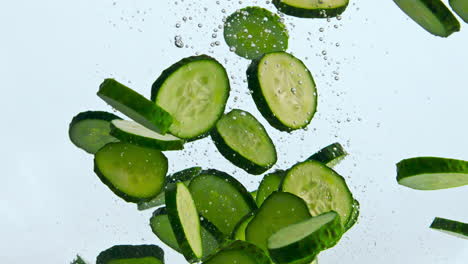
[450,0,468,23]
[273,0,349,18]
[256,170,285,206]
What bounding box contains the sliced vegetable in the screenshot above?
[450,0,468,23]
[231,212,255,240]
[430,217,468,239]
[96,245,164,264]
[307,142,347,167]
[345,199,360,231]
[273,0,349,18]
[71,255,87,264]
[202,240,270,264]
[250,190,258,200]
[256,170,286,206]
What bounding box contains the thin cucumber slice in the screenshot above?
[247,52,317,131]
[165,182,203,262]
[268,211,343,264]
[71,255,87,264]
[345,199,360,231]
[151,55,230,140]
[211,109,277,175]
[430,217,468,239]
[98,79,173,134]
[110,120,184,151]
[189,170,257,235]
[231,212,255,240]
[396,157,468,190]
[450,0,468,23]
[69,111,121,154]
[202,240,270,264]
[96,245,164,264]
[94,142,168,203]
[281,160,355,226]
[256,170,286,206]
[273,0,349,18]
[307,142,347,168]
[393,0,460,37]
[224,6,289,59]
[246,192,311,251]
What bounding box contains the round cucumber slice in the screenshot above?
[247,51,317,131]
[307,142,347,168]
[450,0,468,23]
[202,240,270,264]
[430,217,468,239]
[96,245,164,264]
[151,55,230,140]
[256,170,286,206]
[344,199,360,231]
[94,142,168,203]
[224,6,289,59]
[231,212,255,240]
[396,157,468,190]
[211,109,277,175]
[273,0,349,18]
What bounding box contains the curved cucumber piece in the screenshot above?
[232,212,255,240]
[96,245,164,264]
[69,111,121,154]
[247,52,317,131]
[224,6,289,59]
[211,109,277,175]
[202,240,270,264]
[307,142,347,167]
[94,142,168,203]
[246,192,311,251]
[98,79,173,134]
[393,0,460,37]
[71,255,87,264]
[256,170,286,206]
[345,199,360,231]
[268,211,343,264]
[151,55,230,140]
[430,217,468,239]
[273,0,349,18]
[450,0,468,23]
[396,157,468,190]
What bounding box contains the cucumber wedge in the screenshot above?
[224,6,289,59]
[450,0,468,23]
[94,142,168,203]
[151,55,230,140]
[71,255,87,264]
[247,52,317,131]
[96,245,164,264]
[202,240,270,264]
[268,211,343,264]
[98,79,173,134]
[273,0,349,18]
[232,212,255,240]
[211,109,277,175]
[69,111,121,154]
[256,170,286,206]
[393,0,460,37]
[396,157,468,190]
[307,142,347,168]
[430,217,468,239]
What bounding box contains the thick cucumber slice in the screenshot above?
[281,160,355,226]
[202,240,270,264]
[393,0,460,37]
[94,142,168,203]
[98,79,173,134]
[165,182,203,262]
[247,52,317,131]
[396,157,468,190]
[211,109,277,175]
[273,0,349,18]
[69,111,121,154]
[430,217,468,239]
[256,170,286,206]
[268,211,343,264]
[189,170,257,235]
[224,6,289,59]
[151,55,230,140]
[450,0,468,23]
[71,255,87,264]
[96,245,164,264]
[246,192,311,251]
[307,142,347,168]
[232,212,255,240]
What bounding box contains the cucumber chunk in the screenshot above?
[307,142,347,167]
[273,0,349,18]
[211,109,277,175]
[71,255,87,264]
[247,52,317,131]
[396,157,468,190]
[430,217,468,239]
[202,240,270,264]
[232,212,255,240]
[94,142,168,203]
[256,170,286,206]
[450,0,468,23]
[96,245,164,264]
[224,6,289,59]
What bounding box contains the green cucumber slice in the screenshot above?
[98,79,173,134]
[345,199,360,231]
[232,212,255,240]
[281,160,355,226]
[246,192,311,251]
[307,142,347,167]
[202,240,270,264]
[165,182,203,262]
[256,170,286,206]
[393,0,460,37]
[189,169,257,235]
[96,245,164,264]
[273,0,349,18]
[430,217,468,239]
[151,55,230,140]
[224,6,289,59]
[247,51,317,131]
[450,0,468,23]
[268,211,343,264]
[94,142,168,203]
[211,109,277,175]
[71,255,87,264]
[396,157,468,190]
[250,190,258,200]
[69,111,121,154]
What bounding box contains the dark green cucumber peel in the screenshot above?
[231,212,255,240]
[96,245,164,264]
[430,217,468,239]
[450,0,468,23]
[344,199,360,231]
[202,240,271,264]
[256,170,286,206]
[273,0,349,18]
[307,142,347,167]
[71,255,87,264]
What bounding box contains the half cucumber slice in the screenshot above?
[273,0,349,18]
[256,170,286,206]
[96,245,164,264]
[202,240,270,264]
[450,0,468,23]
[307,142,347,168]
[430,217,468,239]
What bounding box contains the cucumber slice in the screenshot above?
[69,111,121,154]
[247,52,317,131]
[268,211,343,264]
[96,245,164,264]
[430,217,468,239]
[396,157,468,190]
[71,255,87,264]
[110,120,184,151]
[211,109,277,175]
[393,0,460,37]
[246,192,312,251]
[151,55,230,140]
[273,0,349,18]
[450,0,468,23]
[189,169,257,235]
[345,199,360,231]
[281,160,355,226]
[250,190,258,200]
[256,170,286,206]
[224,6,289,59]
[165,182,203,262]
[202,240,270,264]
[98,79,173,134]
[94,142,168,203]
[307,142,347,168]
[232,212,255,240]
